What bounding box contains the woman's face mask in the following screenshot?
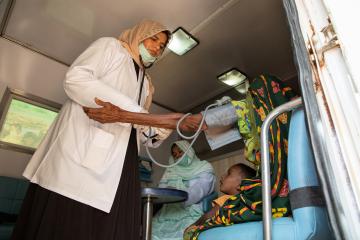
[171,144,192,166]
[139,43,157,67]
[177,154,191,166]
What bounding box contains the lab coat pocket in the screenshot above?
[82,126,115,174]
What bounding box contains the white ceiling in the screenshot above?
[4,0,230,63]
[2,0,296,112]
[150,0,297,111]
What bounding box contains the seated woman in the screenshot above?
[152,140,216,240]
[184,74,297,239]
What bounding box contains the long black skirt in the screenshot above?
[11,129,141,240]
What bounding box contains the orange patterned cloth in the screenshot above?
[212,195,231,207]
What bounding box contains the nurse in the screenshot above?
[12,20,197,240]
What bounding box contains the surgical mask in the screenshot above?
[139,43,157,67]
[177,155,191,166]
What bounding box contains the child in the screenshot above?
[184,163,256,238]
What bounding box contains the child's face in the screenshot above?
[219,167,244,195]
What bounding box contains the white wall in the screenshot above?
[0,38,177,180]
[0,38,68,178]
[2,37,246,186]
[0,148,31,178]
[0,38,68,104]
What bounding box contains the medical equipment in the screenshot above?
[145,96,232,168]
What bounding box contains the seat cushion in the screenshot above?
[199,217,296,240]
[0,176,29,215]
[198,207,333,240]
[0,224,14,240]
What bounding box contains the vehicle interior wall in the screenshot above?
[0,37,258,187]
[0,38,178,181]
[0,0,301,186]
[0,38,66,178]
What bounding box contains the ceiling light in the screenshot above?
[168,27,199,55]
[235,83,249,94]
[217,68,247,86]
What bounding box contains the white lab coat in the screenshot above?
[23,37,170,213]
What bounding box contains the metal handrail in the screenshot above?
[261,97,302,240]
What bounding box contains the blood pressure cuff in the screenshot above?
[289,186,325,210]
[202,103,238,128]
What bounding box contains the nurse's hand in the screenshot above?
[83,98,204,131]
[83,98,126,124]
[181,114,208,131]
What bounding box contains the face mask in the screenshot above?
[139,43,157,67]
[177,154,191,166]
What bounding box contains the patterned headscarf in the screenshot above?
[119,19,171,68]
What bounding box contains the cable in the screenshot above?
[145,129,199,168]
[145,96,232,168]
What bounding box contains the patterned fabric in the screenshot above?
[231,96,260,166]
[212,195,231,208]
[185,74,296,240]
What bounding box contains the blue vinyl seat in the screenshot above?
[199,108,334,240]
[139,156,153,183]
[0,176,29,240]
[201,191,218,213]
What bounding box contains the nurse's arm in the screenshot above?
[83,98,205,131]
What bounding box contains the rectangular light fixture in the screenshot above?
[235,83,249,94]
[168,27,199,56]
[217,68,247,86]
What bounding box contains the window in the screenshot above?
[0,88,61,154]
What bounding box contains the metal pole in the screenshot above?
[143,196,153,240]
[261,98,302,240]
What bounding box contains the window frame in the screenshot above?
[0,87,61,154]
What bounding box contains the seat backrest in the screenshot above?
[287,108,334,239]
[139,156,152,182]
[201,191,218,212]
[287,108,319,190]
[0,176,29,215]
